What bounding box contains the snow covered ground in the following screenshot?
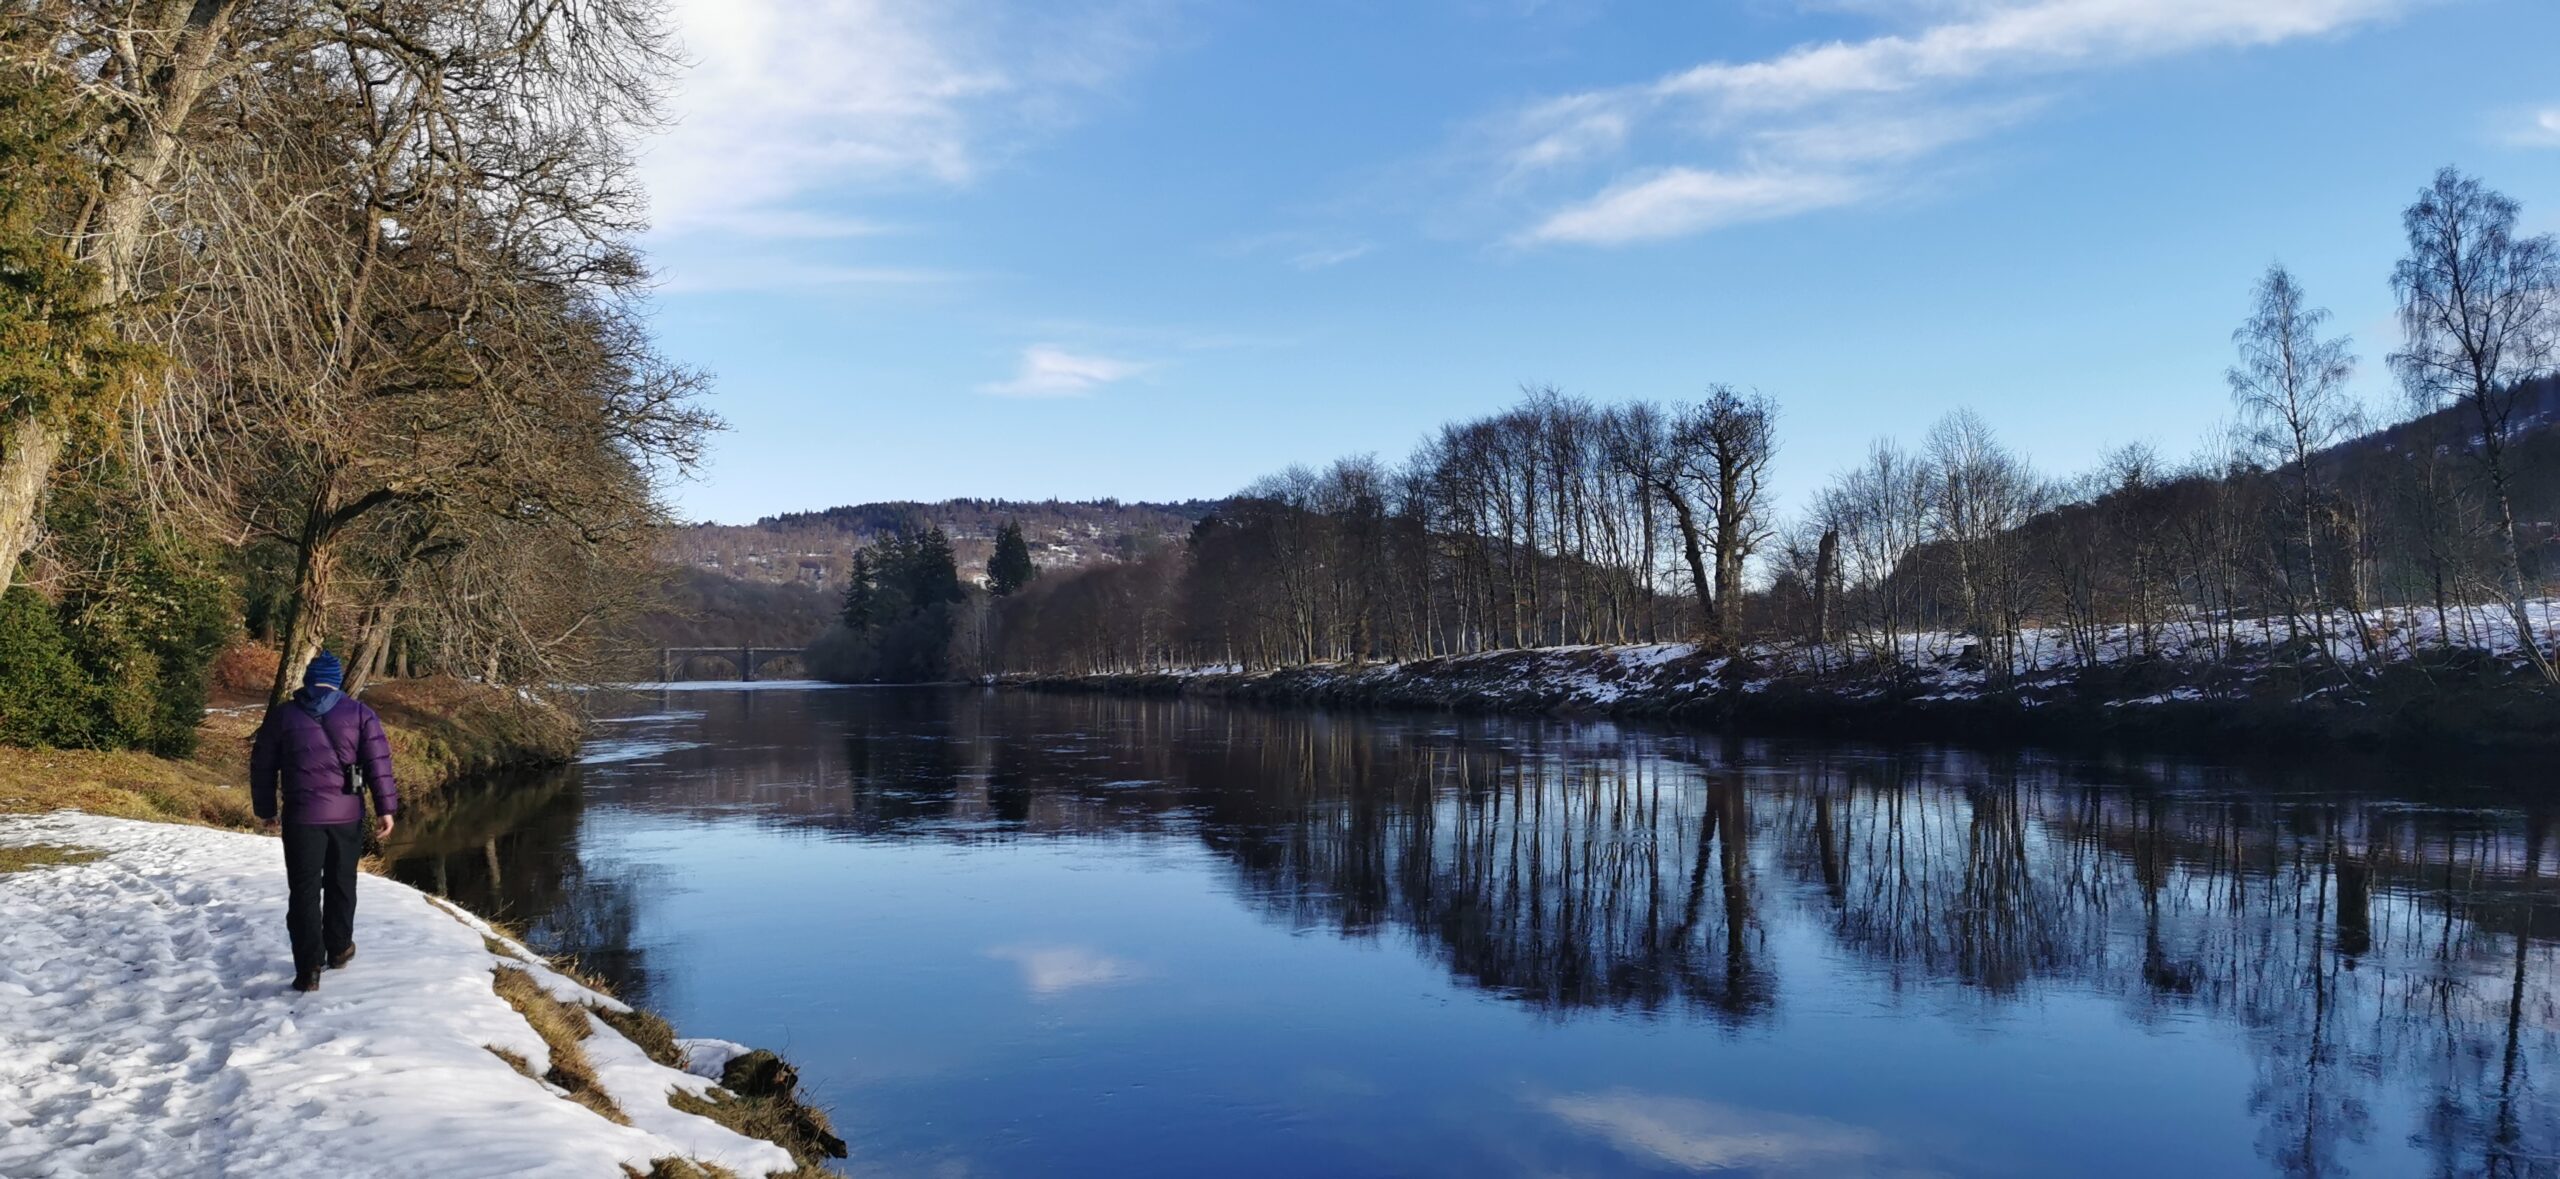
[1081,599,2560,715]
[0,813,798,1179]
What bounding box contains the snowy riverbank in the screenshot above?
[0,813,815,1178]
[1012,601,2560,752]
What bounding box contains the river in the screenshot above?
[382,684,2559,1178]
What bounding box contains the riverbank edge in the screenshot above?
[0,675,580,829]
[1001,643,2560,757]
[0,679,848,1178]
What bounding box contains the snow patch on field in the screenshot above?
[1106,599,2560,712]
[0,813,798,1178]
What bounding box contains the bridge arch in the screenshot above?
[657,647,807,683]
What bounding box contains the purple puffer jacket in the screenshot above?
[250,686,398,826]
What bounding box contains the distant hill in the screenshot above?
[2328,375,2560,466]
[669,498,1220,592]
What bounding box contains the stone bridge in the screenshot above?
[658,647,804,682]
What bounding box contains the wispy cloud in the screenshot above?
[1525,167,1863,245]
[2506,106,2560,147]
[1224,231,1379,272]
[979,346,1150,397]
[1290,242,1376,270]
[985,944,1143,995]
[1492,0,2414,246]
[641,1,1181,293]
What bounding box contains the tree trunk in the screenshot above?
[269,528,342,705]
[1657,484,1715,642]
[1813,528,1840,645]
[346,604,395,698]
[0,417,64,584]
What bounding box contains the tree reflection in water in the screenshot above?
[405,689,2560,1178]
[379,771,663,1007]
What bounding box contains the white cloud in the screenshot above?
[1495,0,2415,245]
[2508,107,2560,147]
[979,346,1149,397]
[1649,0,2406,112]
[985,944,1142,995]
[1540,1090,1893,1174]
[643,1,1177,239]
[1524,167,1863,245]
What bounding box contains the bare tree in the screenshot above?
[2,0,677,592]
[2229,264,2361,647]
[1926,410,2046,677]
[2390,169,2560,684]
[1679,387,1779,650]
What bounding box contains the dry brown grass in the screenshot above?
[0,843,103,874]
[662,1091,845,1179]
[622,1160,744,1179]
[2,666,580,834]
[490,965,627,1125]
[667,1064,848,1178]
[0,741,257,829]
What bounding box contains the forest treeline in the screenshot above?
[820,169,2560,690]
[0,2,707,750]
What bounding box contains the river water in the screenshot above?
[383,685,2559,1178]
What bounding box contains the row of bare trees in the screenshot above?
[987,168,2559,684]
[986,386,1779,674]
[1,1,708,706]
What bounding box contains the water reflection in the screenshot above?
[381,771,663,1005]
[387,688,2560,1178]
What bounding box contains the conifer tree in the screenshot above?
[906,527,965,606]
[989,521,1038,597]
[840,550,878,633]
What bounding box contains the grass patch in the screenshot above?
[365,677,581,787]
[491,965,627,1125]
[0,741,256,829]
[623,1160,744,1179]
[0,843,103,874]
[2,661,580,833]
[666,1091,844,1179]
[668,1050,848,1176]
[486,1045,535,1076]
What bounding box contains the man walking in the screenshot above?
[250,652,398,993]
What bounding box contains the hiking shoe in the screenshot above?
[292,971,321,993]
[327,945,356,970]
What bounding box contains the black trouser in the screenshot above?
[281,821,362,976]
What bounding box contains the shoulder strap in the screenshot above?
[292,697,357,776]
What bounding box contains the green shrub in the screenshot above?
[2,470,234,755]
[0,586,90,746]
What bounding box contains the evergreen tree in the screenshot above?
[989,521,1038,596]
[900,527,965,607]
[840,550,878,633]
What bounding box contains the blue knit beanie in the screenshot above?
[304,651,345,690]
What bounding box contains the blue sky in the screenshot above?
[637,0,2560,525]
